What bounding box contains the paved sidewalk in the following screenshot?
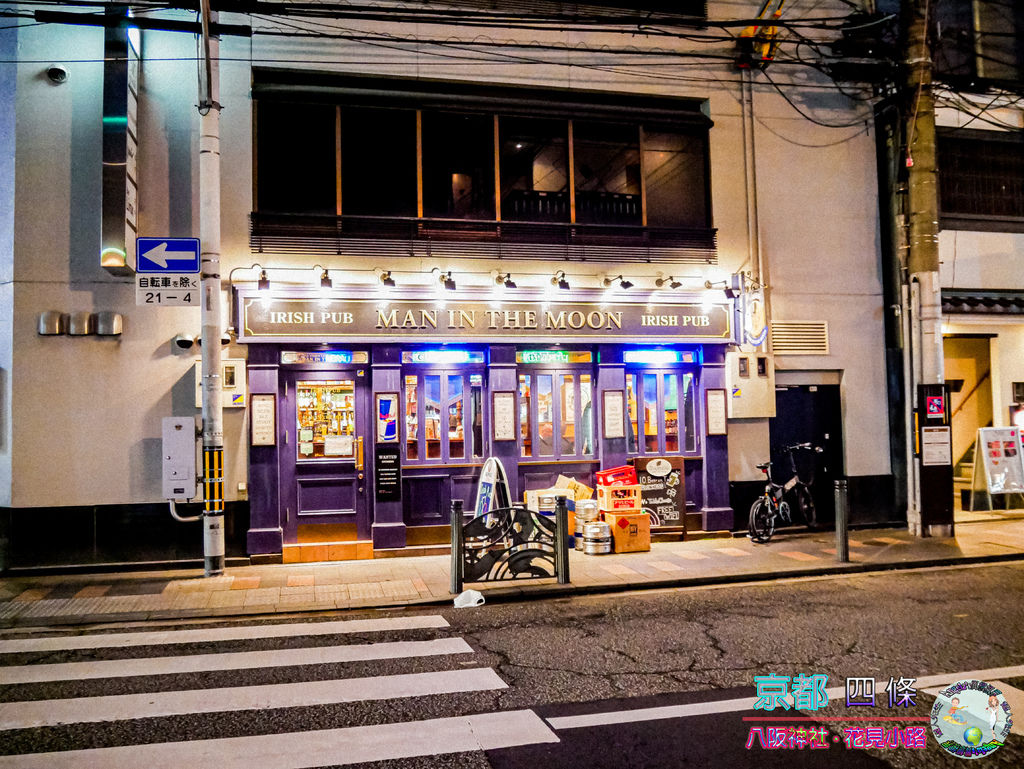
[2,516,1024,628]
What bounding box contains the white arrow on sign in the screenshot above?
[141,241,196,269]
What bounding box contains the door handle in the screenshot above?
[356,437,364,471]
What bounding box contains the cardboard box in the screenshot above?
[555,474,595,501]
[595,466,638,486]
[597,484,641,511]
[603,511,651,553]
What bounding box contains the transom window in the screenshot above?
[626,370,697,455]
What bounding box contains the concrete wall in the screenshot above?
[7,1,890,509]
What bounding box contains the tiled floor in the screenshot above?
[2,519,1024,627]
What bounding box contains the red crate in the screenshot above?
[595,465,638,487]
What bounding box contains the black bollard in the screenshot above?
[450,498,464,594]
[834,480,849,563]
[555,495,571,584]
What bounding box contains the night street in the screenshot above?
[1,562,1022,767]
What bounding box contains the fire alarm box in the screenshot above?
[194,359,247,408]
[725,351,776,418]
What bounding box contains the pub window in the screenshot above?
[499,116,570,222]
[626,370,697,455]
[519,371,594,460]
[643,128,709,228]
[421,111,496,220]
[404,371,486,463]
[295,380,356,460]
[341,107,417,217]
[573,120,641,226]
[256,101,336,215]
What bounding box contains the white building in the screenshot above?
[0,1,894,568]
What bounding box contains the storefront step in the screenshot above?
[374,544,451,559]
[650,528,732,543]
[281,541,374,563]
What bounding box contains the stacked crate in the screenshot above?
[595,466,651,553]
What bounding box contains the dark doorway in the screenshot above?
[769,385,844,526]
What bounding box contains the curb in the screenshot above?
[2,551,1023,630]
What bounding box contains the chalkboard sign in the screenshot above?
[630,456,686,530]
[374,443,402,502]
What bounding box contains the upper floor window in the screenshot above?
[939,129,1024,225]
[253,76,712,232]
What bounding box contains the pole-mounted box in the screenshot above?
[162,417,197,501]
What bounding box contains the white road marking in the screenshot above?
[0,615,449,654]
[0,709,559,768]
[548,664,1024,730]
[0,668,507,730]
[0,638,473,685]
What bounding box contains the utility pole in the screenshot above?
[903,0,951,537]
[198,0,225,575]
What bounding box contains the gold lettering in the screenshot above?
[485,310,501,328]
[607,311,622,329]
[376,309,398,328]
[567,311,586,329]
[420,310,437,328]
[545,311,567,329]
[458,309,475,328]
[401,310,418,328]
[524,310,538,328]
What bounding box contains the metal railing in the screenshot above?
[450,497,571,594]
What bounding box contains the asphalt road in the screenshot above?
[1,561,1023,767]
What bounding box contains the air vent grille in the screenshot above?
[771,321,829,355]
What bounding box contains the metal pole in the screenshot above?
[834,479,849,563]
[450,499,464,595]
[198,0,224,576]
[555,495,570,584]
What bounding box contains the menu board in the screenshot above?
[374,442,402,502]
[630,456,686,529]
[979,427,1024,494]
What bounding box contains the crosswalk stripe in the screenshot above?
[0,709,560,768]
[0,668,506,730]
[0,615,449,654]
[0,637,473,685]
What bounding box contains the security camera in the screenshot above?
[46,65,68,85]
[172,334,195,351]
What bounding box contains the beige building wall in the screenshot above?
[7,1,891,509]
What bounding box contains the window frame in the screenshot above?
[518,361,596,462]
[625,367,700,458]
[402,366,488,466]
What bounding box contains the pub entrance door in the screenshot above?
[279,368,371,550]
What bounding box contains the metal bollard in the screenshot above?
[834,480,849,563]
[554,495,571,585]
[450,499,464,595]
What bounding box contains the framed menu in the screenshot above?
[492,391,516,441]
[603,390,625,439]
[250,394,276,446]
[705,388,727,436]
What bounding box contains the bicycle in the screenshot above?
[747,443,822,543]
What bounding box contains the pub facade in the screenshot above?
[238,290,737,561]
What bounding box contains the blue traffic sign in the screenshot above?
[136,238,201,273]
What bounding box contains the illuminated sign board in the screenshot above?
[623,350,697,365]
[280,351,368,365]
[517,350,593,364]
[402,350,485,364]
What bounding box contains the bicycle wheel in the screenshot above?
[748,497,775,543]
[793,485,817,530]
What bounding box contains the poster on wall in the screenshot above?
[978,427,1024,493]
[603,390,625,439]
[376,393,399,442]
[705,388,727,436]
[492,392,516,441]
[250,394,276,446]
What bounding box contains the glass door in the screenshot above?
[279,368,370,545]
[626,369,697,456]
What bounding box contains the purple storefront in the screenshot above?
[236,287,737,562]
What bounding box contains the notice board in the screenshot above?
[374,443,402,502]
[978,427,1024,494]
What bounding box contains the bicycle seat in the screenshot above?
[756,462,771,470]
